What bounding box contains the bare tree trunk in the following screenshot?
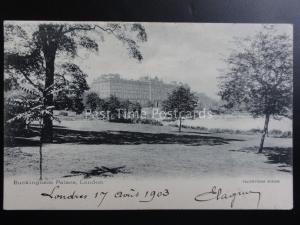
[39,121,43,180]
[42,51,55,143]
[39,141,43,180]
[258,114,270,153]
[179,115,182,132]
[39,25,59,143]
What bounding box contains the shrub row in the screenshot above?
[170,124,292,138]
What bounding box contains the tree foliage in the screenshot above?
[163,85,198,132]
[4,22,147,142]
[219,26,292,118]
[85,92,100,111]
[218,26,293,152]
[5,85,61,180]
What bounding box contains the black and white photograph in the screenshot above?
[3,21,293,209]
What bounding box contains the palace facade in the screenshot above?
[90,74,177,106]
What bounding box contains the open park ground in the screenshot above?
[4,116,292,180]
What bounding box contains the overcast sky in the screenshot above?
[73,22,292,100]
[6,21,293,100]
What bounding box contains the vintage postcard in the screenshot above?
[3,21,293,209]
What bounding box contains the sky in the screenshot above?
[73,22,292,100]
[6,21,293,100]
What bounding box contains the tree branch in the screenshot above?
[62,25,118,36]
[19,69,44,93]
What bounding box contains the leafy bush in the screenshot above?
[235,129,242,134]
[269,129,283,136]
[209,128,235,134]
[280,131,292,138]
[4,91,33,140]
[59,111,68,116]
[248,128,262,134]
[109,117,134,123]
[140,119,163,126]
[194,126,209,131]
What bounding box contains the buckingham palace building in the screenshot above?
[90,74,177,106]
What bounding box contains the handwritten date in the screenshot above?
[41,186,170,207]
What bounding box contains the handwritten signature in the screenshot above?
[194,186,261,208]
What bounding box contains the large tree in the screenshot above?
[85,92,100,112]
[54,63,89,112]
[218,26,292,153]
[105,95,122,121]
[4,22,147,142]
[162,85,198,132]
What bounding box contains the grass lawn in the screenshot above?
[4,119,292,180]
